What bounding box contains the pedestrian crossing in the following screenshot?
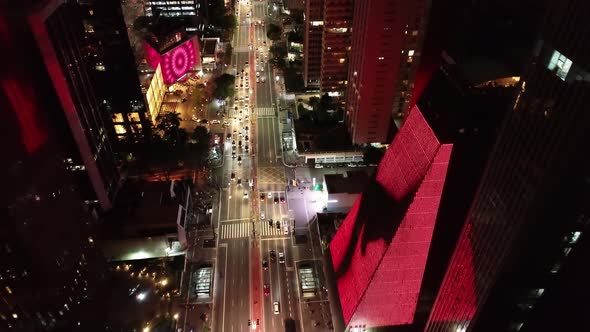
[259,220,286,237]
[256,107,275,117]
[221,222,251,239]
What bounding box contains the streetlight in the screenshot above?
[173,313,179,320]
[275,75,280,82]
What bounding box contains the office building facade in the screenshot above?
[345,0,429,144]
[1,2,111,329]
[425,1,590,331]
[2,0,119,210]
[79,0,152,142]
[303,0,323,88]
[319,0,353,97]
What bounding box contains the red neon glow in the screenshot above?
[146,39,200,84]
[330,106,452,328]
[0,18,46,154]
[425,223,477,329]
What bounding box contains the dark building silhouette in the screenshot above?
[303,0,323,88]
[78,0,152,142]
[1,1,114,329]
[424,1,590,331]
[320,0,353,97]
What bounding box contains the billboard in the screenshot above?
[146,38,200,84]
[330,106,452,328]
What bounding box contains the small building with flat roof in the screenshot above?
[323,170,370,212]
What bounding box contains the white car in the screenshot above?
[260,212,265,220]
[243,191,248,199]
[273,301,280,315]
[267,192,272,198]
[278,252,285,264]
[283,227,289,235]
[315,164,324,169]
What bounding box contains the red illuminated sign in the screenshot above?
[146,38,200,84]
[330,106,452,328]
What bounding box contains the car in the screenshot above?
[223,121,230,127]
[237,178,242,186]
[263,284,270,296]
[260,193,265,201]
[231,172,235,181]
[240,84,243,88]
[260,211,265,220]
[245,126,249,131]
[245,61,249,65]
[284,226,289,235]
[314,164,324,169]
[273,301,280,314]
[232,151,236,158]
[226,133,231,141]
[256,78,259,83]
[232,145,236,151]
[280,196,285,203]
[278,252,285,264]
[237,156,242,165]
[245,135,249,141]
[261,77,266,83]
[232,140,236,145]
[275,221,280,229]
[262,259,268,270]
[238,140,242,146]
[274,197,279,204]
[270,250,276,261]
[234,96,238,101]
[267,192,272,199]
[243,190,248,198]
[347,163,358,168]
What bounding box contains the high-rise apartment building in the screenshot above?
[1,2,112,330]
[424,1,590,331]
[319,0,353,97]
[303,0,323,88]
[79,0,152,142]
[345,0,430,144]
[1,0,119,211]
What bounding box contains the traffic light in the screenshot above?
[248,319,251,326]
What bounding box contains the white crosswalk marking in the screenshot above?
[260,220,285,237]
[256,107,275,117]
[221,222,251,239]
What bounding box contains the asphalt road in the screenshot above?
[210,1,318,331]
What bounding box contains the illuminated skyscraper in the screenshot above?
[425,1,590,331]
[344,0,430,144]
[303,0,323,88]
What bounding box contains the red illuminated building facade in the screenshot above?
[303,0,323,88]
[424,1,590,331]
[330,105,453,329]
[319,0,353,97]
[344,0,430,144]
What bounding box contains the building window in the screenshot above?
[408,50,415,56]
[547,50,572,81]
[567,231,582,244]
[113,113,125,123]
[530,288,544,298]
[128,113,141,122]
[115,125,127,135]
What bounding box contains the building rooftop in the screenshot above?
[102,180,189,239]
[324,170,370,194]
[201,38,218,56]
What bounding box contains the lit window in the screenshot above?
[95,64,106,71]
[113,113,125,123]
[353,71,357,76]
[569,231,582,244]
[408,50,415,56]
[411,30,419,36]
[378,56,384,60]
[128,113,141,122]
[547,50,572,81]
[89,10,94,16]
[339,58,345,64]
[115,125,127,135]
[531,288,544,298]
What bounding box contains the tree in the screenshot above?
[192,125,211,147]
[269,43,288,69]
[266,23,282,40]
[213,74,235,99]
[363,145,385,165]
[223,44,233,65]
